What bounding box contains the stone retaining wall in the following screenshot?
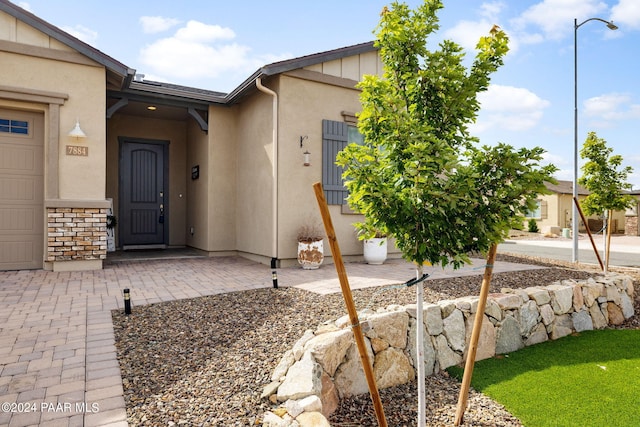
[261,274,635,426]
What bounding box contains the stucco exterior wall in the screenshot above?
[0,48,105,200]
[235,82,277,259]
[276,74,366,262]
[185,105,237,253]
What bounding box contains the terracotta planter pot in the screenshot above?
[297,239,324,269]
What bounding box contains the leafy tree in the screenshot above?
[579,131,634,215]
[338,1,509,269]
[578,131,634,270]
[335,1,557,424]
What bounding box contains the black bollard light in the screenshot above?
[271,258,278,289]
[123,288,131,315]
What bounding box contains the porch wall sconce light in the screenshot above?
[68,118,87,139]
[300,135,311,166]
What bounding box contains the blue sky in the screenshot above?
[14,0,640,189]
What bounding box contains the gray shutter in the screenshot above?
[322,119,349,205]
[540,200,548,219]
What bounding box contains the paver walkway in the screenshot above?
[0,255,545,426]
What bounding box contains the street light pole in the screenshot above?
[572,17,618,263]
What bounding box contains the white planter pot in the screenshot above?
[298,240,324,269]
[363,238,387,265]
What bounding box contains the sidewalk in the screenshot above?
[0,255,545,426]
[505,234,640,254]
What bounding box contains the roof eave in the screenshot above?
[0,0,134,87]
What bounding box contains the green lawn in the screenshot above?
[448,329,640,427]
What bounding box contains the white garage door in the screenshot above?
[0,109,44,270]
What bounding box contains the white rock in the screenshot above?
[433,334,462,369]
[298,395,323,413]
[442,309,466,353]
[296,412,331,427]
[272,350,296,381]
[334,341,374,398]
[262,411,290,427]
[424,303,444,335]
[373,347,415,389]
[518,300,540,336]
[621,292,635,319]
[366,310,409,349]
[495,315,524,355]
[277,352,323,402]
[526,287,551,305]
[292,330,315,360]
[547,284,574,315]
[464,313,495,361]
[589,303,608,329]
[304,329,353,377]
[572,310,593,332]
[539,303,555,326]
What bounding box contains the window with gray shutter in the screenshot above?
[322,119,349,205]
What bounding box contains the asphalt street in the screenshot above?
[498,235,640,269]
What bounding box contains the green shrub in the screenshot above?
[527,218,539,233]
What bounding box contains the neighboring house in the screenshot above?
[0,0,389,271]
[624,190,640,236]
[527,180,628,235]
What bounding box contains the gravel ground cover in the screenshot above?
[112,254,639,426]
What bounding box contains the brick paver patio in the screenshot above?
[0,254,544,426]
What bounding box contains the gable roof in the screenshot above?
[545,180,590,196]
[123,41,377,105]
[0,0,135,89]
[2,0,377,107]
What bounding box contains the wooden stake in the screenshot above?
[454,243,497,426]
[573,197,604,271]
[312,183,388,427]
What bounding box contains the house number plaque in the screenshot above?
[66,145,88,156]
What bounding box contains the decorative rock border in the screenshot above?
[261,274,635,426]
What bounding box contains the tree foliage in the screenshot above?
[336,0,557,268]
[578,131,635,216]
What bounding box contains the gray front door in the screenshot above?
[119,139,168,248]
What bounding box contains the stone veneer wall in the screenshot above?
[46,207,108,261]
[625,215,638,236]
[260,274,635,426]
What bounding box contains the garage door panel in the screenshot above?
[0,109,43,270]
[0,175,43,203]
[0,237,39,270]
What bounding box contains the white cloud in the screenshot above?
[473,84,550,132]
[16,2,31,12]
[584,93,640,121]
[138,20,291,90]
[61,25,98,45]
[139,16,182,34]
[511,0,608,42]
[445,20,503,51]
[173,20,235,43]
[542,151,570,166]
[611,0,640,30]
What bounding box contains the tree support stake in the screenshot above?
[313,182,387,427]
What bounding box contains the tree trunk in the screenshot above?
[416,263,426,427]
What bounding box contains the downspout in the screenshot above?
[256,77,279,264]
